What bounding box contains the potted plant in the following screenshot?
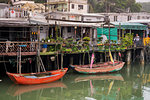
[45,37,50,43]
[42,44,47,53]
[41,38,45,43]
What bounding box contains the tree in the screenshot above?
[88,0,142,13]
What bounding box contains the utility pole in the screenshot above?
[68,0,70,12]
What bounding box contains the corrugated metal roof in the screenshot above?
[128,20,150,23]
[111,22,147,30]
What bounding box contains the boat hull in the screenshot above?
[71,61,125,74]
[7,68,68,85]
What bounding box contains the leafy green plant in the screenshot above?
[48,46,55,52]
[45,37,50,42]
[83,37,90,41]
[72,46,78,51]
[41,38,45,42]
[57,37,63,42]
[50,39,55,43]
[97,37,103,43]
[121,33,134,48]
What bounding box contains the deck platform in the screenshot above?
[0,52,37,56]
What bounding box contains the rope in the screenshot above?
[3,55,8,72]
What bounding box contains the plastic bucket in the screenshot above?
[43,44,47,48]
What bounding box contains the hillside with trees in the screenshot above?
[88,0,141,13]
[140,2,150,13]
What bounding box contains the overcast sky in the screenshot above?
[136,0,150,2]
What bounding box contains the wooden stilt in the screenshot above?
[127,50,132,65]
[57,52,59,70]
[114,52,116,61]
[79,54,81,65]
[61,53,64,69]
[140,49,145,65]
[126,64,131,77]
[88,52,90,64]
[83,53,85,65]
[70,56,74,65]
[19,46,21,74]
[100,53,103,62]
[104,51,107,62]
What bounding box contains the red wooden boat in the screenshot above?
[71,61,125,74]
[7,68,68,85]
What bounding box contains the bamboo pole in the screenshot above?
[57,52,59,70]
[17,52,19,73]
[61,53,64,69]
[61,43,64,70]
[88,51,90,64]
[19,46,21,74]
[37,25,41,73]
[79,53,81,65]
[82,52,85,65]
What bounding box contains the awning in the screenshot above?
[111,22,147,30]
[0,18,29,27]
[48,20,103,27]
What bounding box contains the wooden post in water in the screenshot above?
[19,46,21,74]
[140,49,145,65]
[61,53,64,69]
[70,55,74,65]
[126,64,131,77]
[83,53,85,65]
[104,51,107,62]
[114,52,116,61]
[100,53,103,62]
[79,53,81,65]
[126,50,132,65]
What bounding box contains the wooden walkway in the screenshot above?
[0,52,37,56]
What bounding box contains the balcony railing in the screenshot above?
[0,41,38,56]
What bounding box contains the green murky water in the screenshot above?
[0,63,150,100]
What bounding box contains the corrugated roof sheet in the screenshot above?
[111,22,147,30]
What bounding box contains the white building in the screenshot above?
[100,13,150,22]
[47,12,104,22]
[11,0,34,7]
[47,0,88,13]
[11,0,45,13]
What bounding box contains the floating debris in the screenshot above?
[85,97,96,100]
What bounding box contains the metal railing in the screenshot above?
[0,41,38,53]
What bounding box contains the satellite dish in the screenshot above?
[101,35,107,43]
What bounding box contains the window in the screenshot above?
[72,4,74,9]
[114,16,117,21]
[78,5,83,10]
[62,17,66,20]
[137,16,140,19]
[67,27,71,32]
[16,13,18,18]
[24,11,27,16]
[127,16,132,21]
[19,13,21,18]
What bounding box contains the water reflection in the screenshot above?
[71,74,124,100]
[1,63,150,100]
[74,74,124,83]
[7,81,67,96]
